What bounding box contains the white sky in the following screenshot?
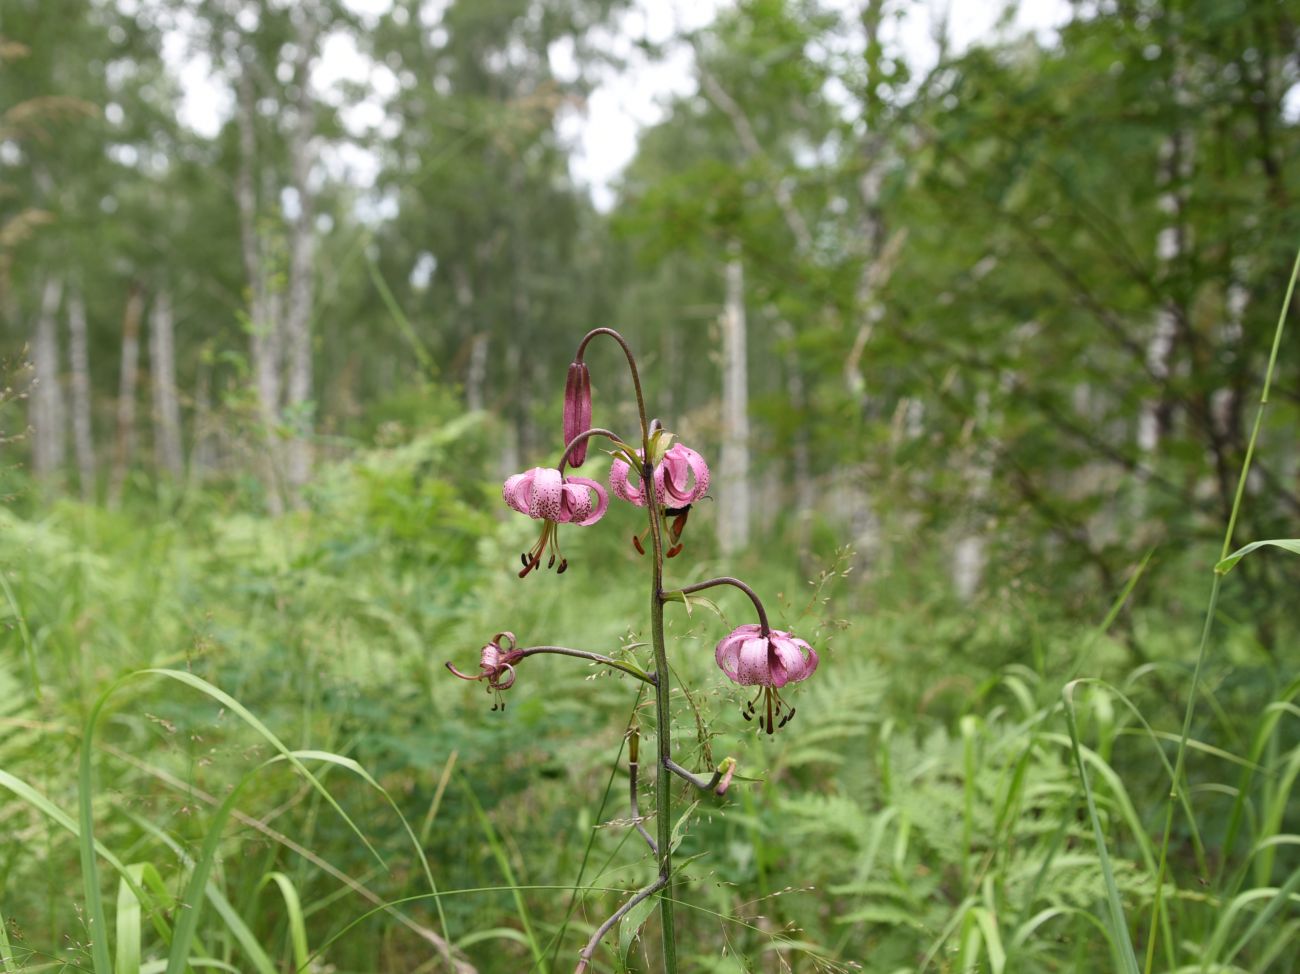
[164,0,1074,210]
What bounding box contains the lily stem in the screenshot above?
[663,756,730,794]
[510,646,656,685]
[663,576,771,635]
[573,874,669,974]
[557,426,634,475]
[645,459,678,973]
[628,728,658,854]
[575,328,651,456]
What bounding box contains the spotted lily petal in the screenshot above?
[529,467,563,520]
[504,470,536,516]
[657,444,710,507]
[735,636,773,686]
[561,476,609,526]
[610,456,648,507]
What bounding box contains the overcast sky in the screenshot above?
[165,0,1074,210]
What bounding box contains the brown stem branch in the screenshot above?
[666,576,772,635]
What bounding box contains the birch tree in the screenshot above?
[28,277,64,481]
[66,288,95,499]
[150,290,184,480]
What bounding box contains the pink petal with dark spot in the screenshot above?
[504,470,538,516]
[565,476,608,526]
[735,636,773,686]
[530,467,563,520]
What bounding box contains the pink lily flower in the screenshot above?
[563,362,593,467]
[503,466,608,575]
[714,624,818,734]
[447,632,523,711]
[610,443,710,508]
[610,444,710,557]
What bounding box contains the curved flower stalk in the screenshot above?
[611,443,710,556]
[503,466,608,575]
[449,327,820,974]
[715,624,819,734]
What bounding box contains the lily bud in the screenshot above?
[563,362,592,467]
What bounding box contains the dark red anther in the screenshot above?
[666,543,683,559]
[632,535,645,556]
[557,559,568,575]
[671,511,688,541]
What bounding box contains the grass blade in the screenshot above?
[1062,681,1141,974]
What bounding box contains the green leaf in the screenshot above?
[617,891,658,961]
[1215,539,1300,575]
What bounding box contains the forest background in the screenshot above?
[2,0,1300,972]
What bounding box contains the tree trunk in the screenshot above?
[188,345,216,488]
[776,319,814,560]
[149,290,184,480]
[717,242,750,555]
[66,288,95,501]
[236,59,284,514]
[108,283,145,509]
[283,10,318,501]
[29,277,65,483]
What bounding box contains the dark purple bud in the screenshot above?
[563,362,592,467]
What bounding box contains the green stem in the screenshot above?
[1142,244,1299,973]
[646,458,677,974]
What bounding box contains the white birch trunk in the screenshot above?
[717,243,750,555]
[236,61,284,513]
[66,289,95,500]
[775,319,814,555]
[283,11,318,500]
[30,277,65,482]
[149,290,184,479]
[107,284,144,508]
[188,348,216,488]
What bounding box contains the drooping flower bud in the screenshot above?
[563,362,592,467]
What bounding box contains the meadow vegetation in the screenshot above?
[4,0,1300,970]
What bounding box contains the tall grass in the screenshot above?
[1,293,1298,971]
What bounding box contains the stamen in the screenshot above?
[666,543,683,558]
[632,534,645,555]
[520,552,529,567]
[547,553,556,568]
[557,559,568,574]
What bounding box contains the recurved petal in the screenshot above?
[504,470,536,516]
[735,636,774,686]
[610,457,647,506]
[714,630,745,679]
[565,476,608,526]
[659,444,710,505]
[767,635,800,688]
[530,467,564,520]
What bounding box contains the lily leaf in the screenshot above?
[1215,539,1300,575]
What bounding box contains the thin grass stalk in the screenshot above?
[1143,244,1300,973]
